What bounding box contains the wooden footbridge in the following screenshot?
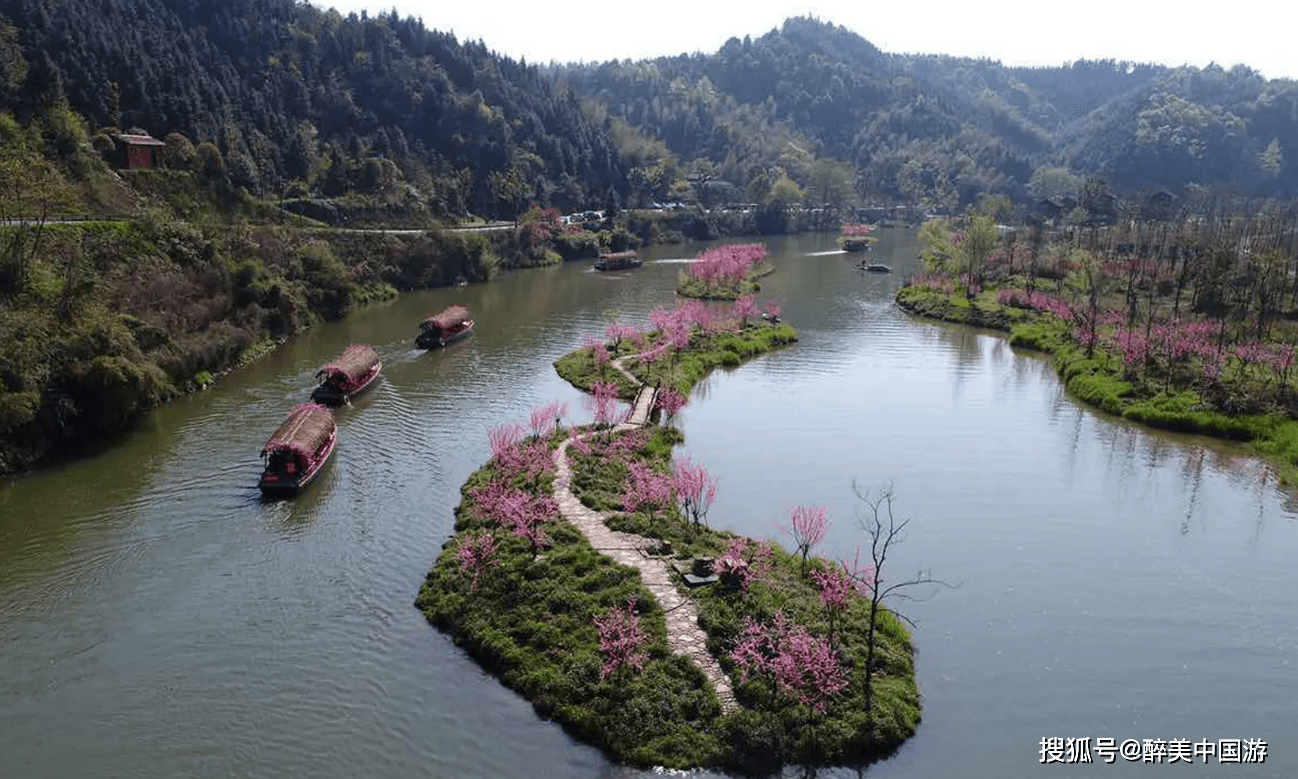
[626,384,657,427]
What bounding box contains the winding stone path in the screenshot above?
[552,363,736,712]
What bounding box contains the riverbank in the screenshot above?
[896,282,1298,484]
[418,312,919,771]
[0,217,497,475]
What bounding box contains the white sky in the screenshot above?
[315,0,1297,81]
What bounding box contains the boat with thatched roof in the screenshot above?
[417,305,475,348]
[311,345,382,406]
[838,223,879,252]
[594,250,641,271]
[258,403,337,495]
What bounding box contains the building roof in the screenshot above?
[114,133,165,147]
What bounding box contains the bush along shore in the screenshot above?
[419,305,920,771]
[675,243,776,300]
[896,267,1298,483]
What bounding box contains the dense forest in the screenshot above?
[2,7,1298,219]
[0,0,626,219]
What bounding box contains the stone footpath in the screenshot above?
[552,359,736,712]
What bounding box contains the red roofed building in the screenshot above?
[111,132,165,169]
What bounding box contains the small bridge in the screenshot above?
[626,385,657,427]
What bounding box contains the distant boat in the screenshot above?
[258,403,337,496]
[417,305,475,348]
[311,345,381,406]
[594,250,642,271]
[861,263,892,273]
[840,237,876,252]
[839,223,879,252]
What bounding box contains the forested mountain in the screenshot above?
[2,5,1297,218]
[560,17,1298,212]
[0,0,625,218]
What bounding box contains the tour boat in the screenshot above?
[311,344,381,406]
[594,250,642,271]
[839,223,879,252]
[840,237,877,252]
[258,403,337,496]
[417,305,475,348]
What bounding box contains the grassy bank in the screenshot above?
[896,282,1298,483]
[418,418,919,771]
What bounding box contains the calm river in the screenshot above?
[1,231,1293,778]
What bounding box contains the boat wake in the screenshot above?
[805,249,848,256]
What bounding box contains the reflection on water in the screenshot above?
[1,230,1296,779]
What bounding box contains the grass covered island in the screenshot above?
[417,303,921,772]
[675,243,776,300]
[895,220,1298,483]
[553,297,797,404]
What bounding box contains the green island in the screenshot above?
[675,243,776,300]
[896,211,1298,483]
[417,301,920,771]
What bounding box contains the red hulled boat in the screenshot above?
[258,403,337,496]
[311,344,382,406]
[417,305,475,348]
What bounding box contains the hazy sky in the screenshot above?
[315,0,1296,81]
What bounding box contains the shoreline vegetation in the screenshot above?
[418,301,921,771]
[897,211,1298,484]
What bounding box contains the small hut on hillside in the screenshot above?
[109,132,166,169]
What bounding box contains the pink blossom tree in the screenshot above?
[622,460,675,521]
[653,387,688,425]
[593,597,649,681]
[605,322,641,353]
[673,456,717,531]
[454,530,499,592]
[529,400,567,440]
[511,494,556,559]
[584,334,611,376]
[809,558,865,645]
[728,611,848,714]
[587,380,622,430]
[763,299,781,323]
[787,505,830,577]
[733,294,758,328]
[487,423,525,473]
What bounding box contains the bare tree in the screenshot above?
[848,481,953,720]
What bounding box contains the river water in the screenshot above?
[1,231,1293,778]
